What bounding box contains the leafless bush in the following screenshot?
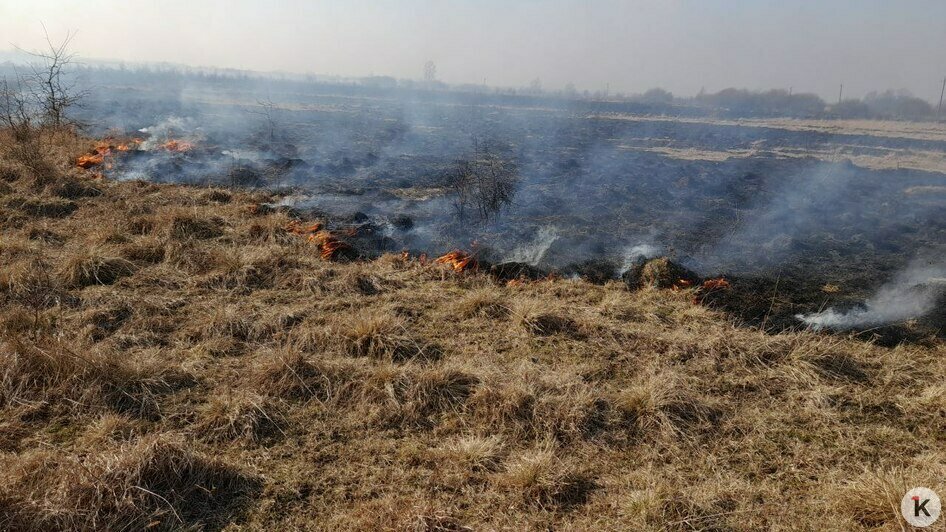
[15,28,86,128]
[446,151,518,224]
[1,27,84,183]
[0,78,53,180]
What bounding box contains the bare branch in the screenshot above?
[12,26,85,128]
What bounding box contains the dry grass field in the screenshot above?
[1,128,944,530]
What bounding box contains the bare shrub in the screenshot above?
[15,28,86,128]
[445,151,518,224]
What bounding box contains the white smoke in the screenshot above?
[798,258,946,330]
[138,116,201,150]
[620,243,660,272]
[504,226,559,265]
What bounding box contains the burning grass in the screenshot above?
[435,250,478,272]
[0,128,944,530]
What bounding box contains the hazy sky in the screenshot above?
[2,0,946,101]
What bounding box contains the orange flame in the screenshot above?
[434,250,478,272]
[76,138,139,169]
[701,278,730,291]
[286,220,324,235]
[161,139,194,153]
[77,153,106,169]
[309,230,354,261]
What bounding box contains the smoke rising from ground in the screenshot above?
[48,68,946,333]
[798,258,946,330]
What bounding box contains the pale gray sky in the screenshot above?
[2,0,945,101]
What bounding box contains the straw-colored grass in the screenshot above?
[0,126,943,530]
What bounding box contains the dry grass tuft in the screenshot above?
[250,348,358,402]
[0,160,24,182]
[0,435,260,530]
[26,226,64,244]
[393,367,480,426]
[60,249,137,287]
[167,212,224,240]
[457,288,509,319]
[0,257,64,309]
[79,413,140,445]
[338,311,432,361]
[195,392,287,444]
[201,305,254,343]
[514,300,581,337]
[835,469,916,529]
[47,176,103,199]
[610,370,720,440]
[497,443,594,509]
[120,237,167,265]
[439,434,505,473]
[82,301,133,342]
[0,339,190,418]
[5,195,77,218]
[201,189,232,203]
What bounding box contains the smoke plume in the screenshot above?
[798,257,946,330]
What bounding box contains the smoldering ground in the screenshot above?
[72,70,946,336]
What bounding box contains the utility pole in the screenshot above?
[938,77,945,120]
[838,83,843,105]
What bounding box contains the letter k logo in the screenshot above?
[914,495,932,517]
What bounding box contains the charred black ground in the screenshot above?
[74,75,946,341]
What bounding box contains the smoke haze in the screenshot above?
[3,1,946,101]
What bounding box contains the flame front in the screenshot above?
[285,221,353,261]
[701,278,730,291]
[286,220,324,235]
[76,138,139,169]
[160,139,195,153]
[434,250,478,272]
[309,230,354,261]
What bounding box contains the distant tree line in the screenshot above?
[5,56,942,122]
[832,89,935,120]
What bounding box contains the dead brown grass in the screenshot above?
[60,249,137,287]
[0,127,943,530]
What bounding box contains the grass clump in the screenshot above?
[610,370,720,440]
[61,250,137,287]
[0,435,260,530]
[338,311,431,361]
[497,443,595,509]
[195,392,287,444]
[457,288,509,319]
[167,212,224,240]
